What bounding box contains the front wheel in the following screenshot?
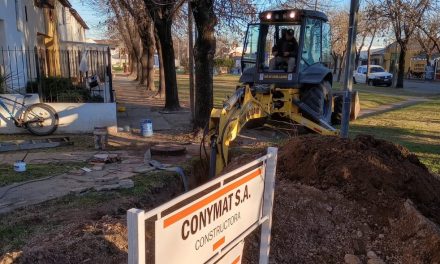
[301,81,333,124]
[368,79,374,86]
[24,103,59,136]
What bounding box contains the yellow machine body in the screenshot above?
[208,84,339,176]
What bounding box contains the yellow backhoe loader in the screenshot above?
[207,9,360,177]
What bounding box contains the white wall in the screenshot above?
[0,0,24,47]
[0,94,117,134]
[48,102,117,134]
[57,3,87,43]
[0,0,45,90]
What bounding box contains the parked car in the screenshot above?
[353,65,392,86]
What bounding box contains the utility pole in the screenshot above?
[188,1,195,121]
[340,0,360,138]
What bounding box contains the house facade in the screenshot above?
[0,0,89,91]
[365,41,439,79]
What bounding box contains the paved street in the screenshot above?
[403,80,440,95]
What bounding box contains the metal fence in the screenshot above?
[0,46,113,103]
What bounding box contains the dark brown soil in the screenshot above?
[277,134,440,225]
[241,135,440,263]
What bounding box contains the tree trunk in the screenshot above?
[129,53,136,75]
[191,0,217,128]
[396,44,406,88]
[426,53,431,67]
[366,33,375,81]
[154,29,166,98]
[188,2,195,121]
[136,19,155,90]
[147,44,155,91]
[366,50,371,81]
[140,49,149,86]
[332,53,338,74]
[136,58,142,81]
[155,19,180,110]
[337,53,345,82]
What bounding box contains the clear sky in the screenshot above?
[69,0,107,39]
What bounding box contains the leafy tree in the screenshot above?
[376,0,431,88]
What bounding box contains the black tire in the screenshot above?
[353,77,357,84]
[301,81,333,124]
[368,79,374,86]
[24,103,59,136]
[331,95,343,125]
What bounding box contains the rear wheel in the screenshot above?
[352,77,357,84]
[24,103,59,136]
[332,95,343,125]
[368,79,374,86]
[301,81,333,124]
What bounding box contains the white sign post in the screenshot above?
[128,147,278,264]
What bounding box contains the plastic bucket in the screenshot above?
[140,119,153,137]
[14,161,27,172]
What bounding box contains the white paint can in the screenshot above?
[14,161,27,172]
[140,119,153,137]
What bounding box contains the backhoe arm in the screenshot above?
[208,85,269,177]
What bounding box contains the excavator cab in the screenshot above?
[207,9,359,177]
[240,10,332,86]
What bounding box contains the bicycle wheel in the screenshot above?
[24,103,59,136]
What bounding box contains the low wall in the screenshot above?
[0,94,117,134]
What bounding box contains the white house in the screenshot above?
[56,0,88,44]
[0,0,89,91]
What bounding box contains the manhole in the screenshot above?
[150,144,187,156]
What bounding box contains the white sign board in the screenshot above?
[127,147,278,264]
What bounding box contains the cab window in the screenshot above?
[259,24,301,72]
[301,18,322,70]
[322,22,331,67]
[241,24,259,72]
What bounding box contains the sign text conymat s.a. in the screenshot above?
[155,168,264,264]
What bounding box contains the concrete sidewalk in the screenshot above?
[113,74,191,132]
[359,97,430,118]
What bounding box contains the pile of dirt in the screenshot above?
[278,134,440,224]
[242,135,440,263]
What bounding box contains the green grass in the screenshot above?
[0,162,87,187]
[174,74,240,107]
[112,65,124,72]
[350,98,440,174]
[175,75,409,110]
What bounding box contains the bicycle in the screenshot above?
[0,95,59,136]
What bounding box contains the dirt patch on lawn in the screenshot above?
[241,135,440,263]
[0,172,185,264]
